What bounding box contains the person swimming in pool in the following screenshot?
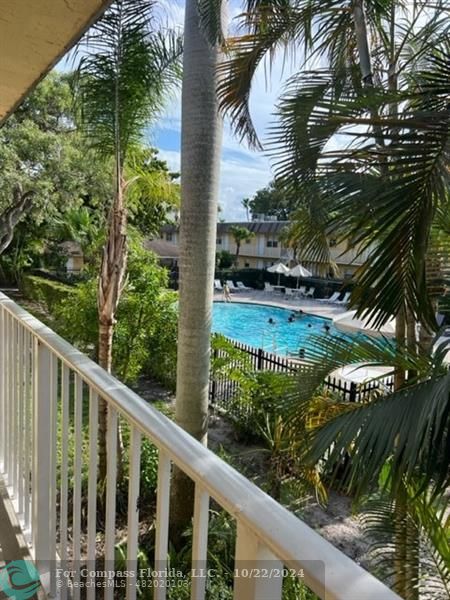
[268,317,275,324]
[288,316,294,323]
[324,324,331,333]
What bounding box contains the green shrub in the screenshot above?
[51,240,178,388]
[20,274,74,313]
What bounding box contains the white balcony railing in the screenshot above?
[0,291,400,600]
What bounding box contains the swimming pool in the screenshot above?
[212,301,349,357]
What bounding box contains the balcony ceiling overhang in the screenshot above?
[0,0,112,125]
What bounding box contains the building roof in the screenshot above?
[0,0,112,124]
[217,221,289,235]
[60,241,83,256]
[144,239,179,259]
[161,221,290,236]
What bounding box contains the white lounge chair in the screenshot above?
[318,291,341,304]
[304,287,315,298]
[226,280,239,293]
[214,279,223,291]
[236,281,251,291]
[264,282,274,293]
[335,291,351,305]
[285,288,298,298]
[296,286,307,297]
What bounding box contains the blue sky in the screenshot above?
[150,0,295,220]
[59,0,294,220]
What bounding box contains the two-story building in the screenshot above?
[160,221,373,277]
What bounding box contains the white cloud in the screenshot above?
[158,147,271,221]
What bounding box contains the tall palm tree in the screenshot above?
[170,0,226,540]
[76,0,182,481]
[208,2,449,596]
[242,196,251,220]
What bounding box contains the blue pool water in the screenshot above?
[212,302,350,357]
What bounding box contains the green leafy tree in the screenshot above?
[126,146,180,238]
[53,231,177,385]
[76,0,182,481]
[247,180,294,221]
[0,73,111,281]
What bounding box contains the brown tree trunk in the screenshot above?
[98,321,114,484]
[97,176,128,486]
[0,186,35,255]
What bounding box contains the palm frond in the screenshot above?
[198,0,226,44]
[308,369,450,498]
[360,487,450,597]
[75,0,182,160]
[269,43,450,328]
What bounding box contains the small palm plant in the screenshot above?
[229,224,255,266]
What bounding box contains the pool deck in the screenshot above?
[213,289,348,320]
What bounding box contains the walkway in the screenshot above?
[214,289,348,319]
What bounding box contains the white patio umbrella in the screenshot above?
[333,310,396,338]
[287,263,312,288]
[267,261,290,285]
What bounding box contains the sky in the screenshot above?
[150,0,295,221]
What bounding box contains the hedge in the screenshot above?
[20,275,74,314]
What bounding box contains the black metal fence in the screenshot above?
[209,338,394,413]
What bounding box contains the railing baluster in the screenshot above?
[126,426,141,600]
[33,339,52,584]
[104,405,118,600]
[8,315,15,486]
[59,363,70,600]
[191,486,210,600]
[24,329,32,529]
[154,451,171,600]
[49,354,58,597]
[72,373,83,600]
[5,313,11,480]
[233,523,283,600]
[0,306,4,473]
[87,388,99,600]
[17,325,24,515]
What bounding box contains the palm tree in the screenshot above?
[76,0,181,481]
[170,0,226,540]
[209,2,449,596]
[242,197,251,220]
[229,224,254,266]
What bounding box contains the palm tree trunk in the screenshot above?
[170,0,225,545]
[351,0,373,85]
[393,481,409,597]
[97,174,128,484]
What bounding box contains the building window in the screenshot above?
[267,240,278,248]
[217,238,222,245]
[245,262,250,268]
[166,233,173,242]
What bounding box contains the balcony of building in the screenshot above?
[0,292,401,599]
